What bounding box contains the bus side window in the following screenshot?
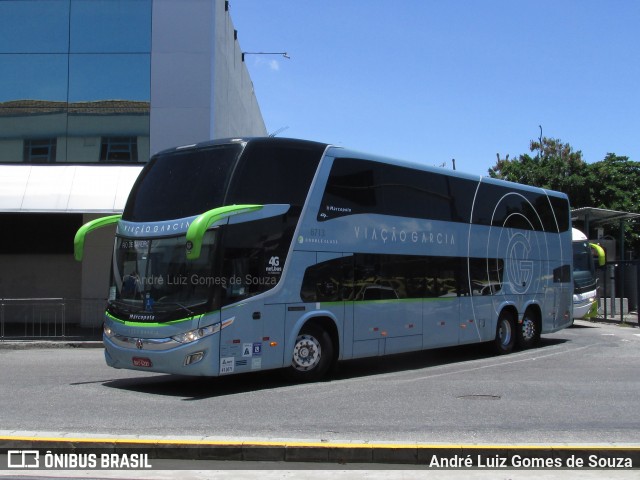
[300,256,352,303]
[465,258,504,295]
[222,215,294,305]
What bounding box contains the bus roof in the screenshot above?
[572,228,588,241]
[155,136,329,157]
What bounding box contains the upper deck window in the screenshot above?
[226,141,324,207]
[319,157,570,233]
[122,139,326,223]
[123,144,241,222]
[318,157,474,223]
[471,182,570,233]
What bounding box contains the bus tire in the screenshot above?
[516,308,541,349]
[286,324,334,381]
[493,309,515,354]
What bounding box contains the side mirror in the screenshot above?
[74,215,121,261]
[186,205,263,260]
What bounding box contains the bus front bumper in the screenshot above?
[573,290,597,319]
[103,329,221,376]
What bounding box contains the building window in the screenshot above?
[23,138,57,163]
[100,136,138,163]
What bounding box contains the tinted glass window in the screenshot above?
[300,256,352,303]
[0,0,70,54]
[426,256,460,297]
[226,140,324,207]
[554,264,572,283]
[0,0,151,165]
[123,145,241,221]
[69,54,150,102]
[379,164,473,223]
[301,253,506,303]
[221,212,299,306]
[548,195,570,232]
[70,0,152,53]
[354,254,428,300]
[319,158,474,223]
[0,54,68,102]
[466,258,504,296]
[320,160,377,219]
[472,182,563,233]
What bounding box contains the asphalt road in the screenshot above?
[0,320,639,445]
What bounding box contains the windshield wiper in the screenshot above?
[153,301,198,317]
[108,298,203,319]
[107,299,139,314]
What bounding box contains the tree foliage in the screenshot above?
[489,137,640,252]
[489,137,590,207]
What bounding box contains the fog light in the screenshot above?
[184,351,205,366]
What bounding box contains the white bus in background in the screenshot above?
[572,228,604,319]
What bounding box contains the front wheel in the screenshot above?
[493,310,516,354]
[285,324,334,381]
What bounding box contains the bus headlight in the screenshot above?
[103,324,115,338]
[171,323,219,344]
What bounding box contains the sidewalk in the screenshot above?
[588,312,639,327]
[0,339,103,349]
[1,432,639,468]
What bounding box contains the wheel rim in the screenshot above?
[292,334,322,371]
[521,316,536,341]
[499,318,512,347]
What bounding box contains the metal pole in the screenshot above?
[620,264,625,323]
[603,264,608,321]
[637,261,640,326]
[620,219,625,323]
[584,212,590,239]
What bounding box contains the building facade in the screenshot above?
[0,0,267,338]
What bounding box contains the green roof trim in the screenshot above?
[74,214,121,261]
[185,204,263,260]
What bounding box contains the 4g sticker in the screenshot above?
[266,256,282,275]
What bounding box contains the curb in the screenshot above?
[583,317,639,328]
[1,435,639,466]
[0,341,103,350]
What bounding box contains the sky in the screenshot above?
[230,0,640,177]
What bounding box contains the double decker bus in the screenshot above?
[75,137,573,380]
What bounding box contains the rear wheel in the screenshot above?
[493,310,516,354]
[286,324,334,381]
[516,308,541,349]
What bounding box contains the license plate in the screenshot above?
[132,357,152,368]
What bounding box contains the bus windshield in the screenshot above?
[572,240,596,294]
[108,230,219,322]
[123,143,242,222]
